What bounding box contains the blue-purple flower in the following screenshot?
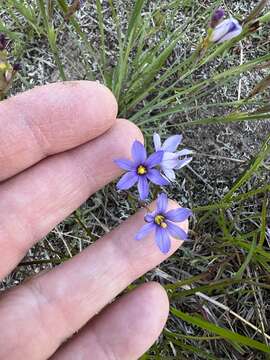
[115,140,170,200]
[135,193,192,253]
[153,133,192,181]
[0,34,7,51]
[210,17,242,43]
[210,8,225,29]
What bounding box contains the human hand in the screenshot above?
[0,81,188,360]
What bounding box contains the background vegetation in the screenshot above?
[0,0,270,358]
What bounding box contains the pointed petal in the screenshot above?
[162,135,182,152]
[217,26,242,42]
[153,133,161,151]
[160,152,179,170]
[174,157,192,170]
[162,152,179,160]
[211,18,232,42]
[176,149,193,157]
[116,171,138,190]
[131,140,147,164]
[114,158,135,171]
[161,159,179,170]
[145,150,164,168]
[163,168,176,181]
[135,222,155,240]
[138,176,149,200]
[147,169,170,186]
[165,208,192,222]
[167,222,188,240]
[211,18,242,43]
[155,227,171,253]
[144,212,155,223]
[157,193,168,213]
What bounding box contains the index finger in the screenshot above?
[0,81,117,181]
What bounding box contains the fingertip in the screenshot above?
[116,118,144,143]
[50,282,170,360]
[141,282,170,324]
[86,81,118,127]
[117,282,170,356]
[0,81,119,180]
[8,81,118,130]
[112,118,144,160]
[50,81,118,131]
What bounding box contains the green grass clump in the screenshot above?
[1,0,270,358]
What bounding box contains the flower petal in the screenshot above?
[157,192,168,213]
[174,157,192,170]
[116,171,138,190]
[176,149,193,157]
[144,212,155,223]
[131,140,147,164]
[162,135,182,152]
[165,207,192,222]
[211,18,242,43]
[161,152,179,169]
[114,158,135,171]
[163,168,176,181]
[135,222,155,240]
[162,152,179,160]
[153,133,161,151]
[210,18,232,42]
[167,222,188,240]
[147,169,170,186]
[155,227,171,254]
[145,150,164,168]
[138,176,149,200]
[217,25,242,42]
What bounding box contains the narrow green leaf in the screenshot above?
[166,334,219,360]
[223,133,270,201]
[113,0,146,100]
[258,194,268,248]
[127,0,145,38]
[235,236,257,279]
[171,278,246,299]
[171,308,270,353]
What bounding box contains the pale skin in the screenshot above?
[0,81,189,360]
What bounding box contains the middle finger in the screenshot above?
[0,119,141,279]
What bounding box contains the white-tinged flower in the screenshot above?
[210,17,242,43]
[153,133,192,181]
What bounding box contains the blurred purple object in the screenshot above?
[210,8,225,28]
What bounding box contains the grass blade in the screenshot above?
[171,308,270,353]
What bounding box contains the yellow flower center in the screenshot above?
[137,165,147,175]
[0,62,7,71]
[154,215,167,228]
